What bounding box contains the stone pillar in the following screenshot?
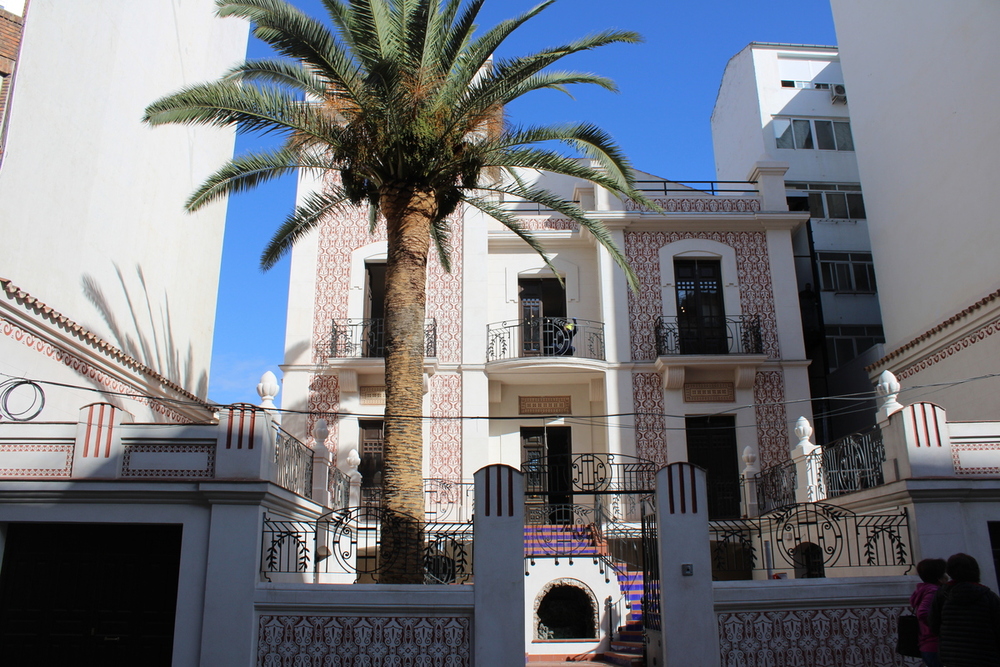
[199,498,262,667]
[790,416,824,503]
[740,446,760,517]
[882,402,952,481]
[215,404,271,480]
[747,160,790,211]
[655,462,720,667]
[312,418,332,506]
[73,402,131,478]
[473,464,525,667]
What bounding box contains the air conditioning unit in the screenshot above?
[831,84,847,104]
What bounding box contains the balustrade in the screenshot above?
[656,314,763,355]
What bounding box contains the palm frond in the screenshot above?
[260,187,352,270]
[186,146,331,211]
[218,0,369,106]
[478,181,640,291]
[223,58,329,97]
[462,195,557,274]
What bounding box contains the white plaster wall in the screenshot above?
[486,245,601,325]
[523,559,621,657]
[0,0,248,398]
[713,45,859,185]
[830,0,1000,348]
[0,332,170,422]
[712,47,767,184]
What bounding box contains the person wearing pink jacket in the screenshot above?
[912,558,948,667]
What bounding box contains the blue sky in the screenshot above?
[208,0,838,405]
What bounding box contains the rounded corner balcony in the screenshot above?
[326,318,437,361]
[485,318,606,373]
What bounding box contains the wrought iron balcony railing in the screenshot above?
[273,427,314,498]
[486,317,605,361]
[821,427,885,497]
[754,458,797,514]
[359,478,475,523]
[328,318,436,358]
[655,314,763,356]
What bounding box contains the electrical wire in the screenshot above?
[3,370,999,431]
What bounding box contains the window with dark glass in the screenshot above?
[824,325,885,370]
[358,420,384,490]
[685,416,740,520]
[775,118,854,151]
[817,252,877,293]
[674,259,726,354]
[786,182,866,220]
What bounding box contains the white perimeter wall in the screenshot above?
[0,0,247,397]
[830,0,1000,348]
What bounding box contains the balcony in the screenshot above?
[486,317,605,362]
[655,315,762,356]
[328,318,437,358]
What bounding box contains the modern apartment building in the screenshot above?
[712,43,883,441]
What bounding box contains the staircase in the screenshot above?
[524,524,599,559]
[597,571,645,667]
[524,524,647,667]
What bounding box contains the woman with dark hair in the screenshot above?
[912,558,947,667]
[929,553,1000,666]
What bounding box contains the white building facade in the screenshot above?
[712,43,884,441]
[0,0,247,421]
[829,0,1000,421]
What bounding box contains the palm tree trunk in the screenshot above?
[379,182,436,584]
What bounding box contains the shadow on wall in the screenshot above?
[82,264,209,399]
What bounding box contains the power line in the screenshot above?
[3,370,999,429]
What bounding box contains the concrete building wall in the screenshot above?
[0,0,247,401]
[831,0,1000,348]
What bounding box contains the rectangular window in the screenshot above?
[358,420,384,490]
[774,118,854,151]
[824,325,885,370]
[817,252,877,293]
[786,182,866,220]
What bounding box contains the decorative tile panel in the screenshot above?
[429,373,462,480]
[307,374,340,450]
[257,614,472,666]
[625,198,761,213]
[952,441,1000,475]
[718,607,921,667]
[426,214,463,364]
[0,443,73,477]
[753,370,789,468]
[623,231,779,362]
[633,372,666,466]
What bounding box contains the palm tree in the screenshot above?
[144,0,653,582]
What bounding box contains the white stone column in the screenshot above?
[597,225,631,456]
[215,405,272,481]
[473,464,525,667]
[311,418,332,506]
[790,416,824,503]
[655,462,720,667]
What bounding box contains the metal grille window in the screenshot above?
[787,182,866,220]
[817,252,877,293]
[824,325,885,370]
[775,118,854,151]
[359,420,384,489]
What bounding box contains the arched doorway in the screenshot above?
[534,580,598,640]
